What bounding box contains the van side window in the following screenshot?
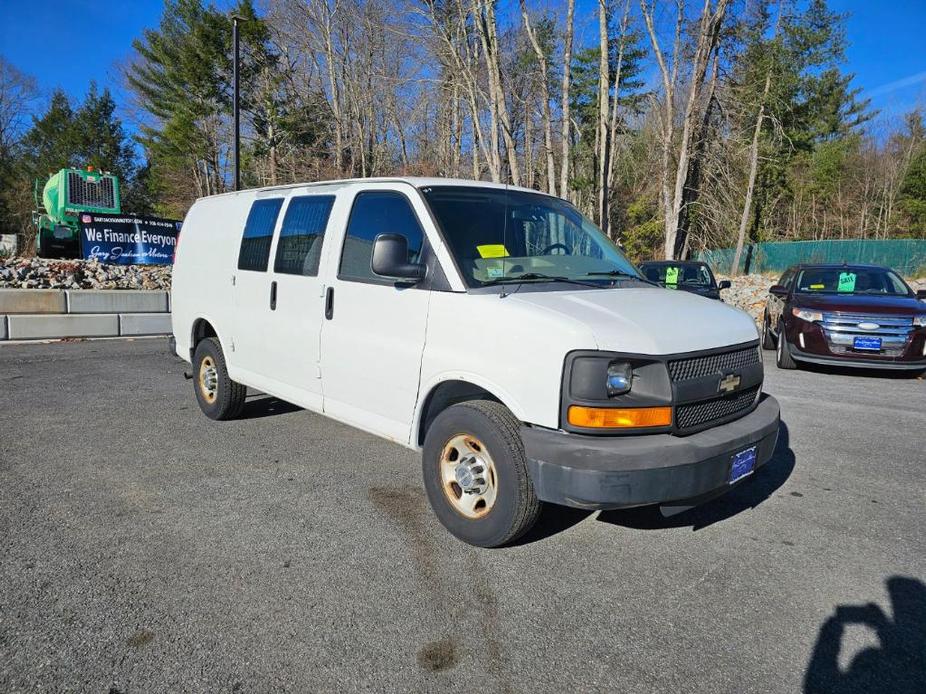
[274,195,335,277]
[237,198,284,272]
[339,191,423,283]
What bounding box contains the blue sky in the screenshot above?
[1,0,924,127]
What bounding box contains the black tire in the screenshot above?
[761,312,776,350]
[422,400,542,548]
[192,337,247,420]
[776,320,797,370]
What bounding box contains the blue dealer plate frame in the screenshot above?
[853,336,882,351]
[729,446,757,484]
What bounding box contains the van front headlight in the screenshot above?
[606,361,633,396]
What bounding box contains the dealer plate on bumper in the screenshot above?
[729,446,757,484]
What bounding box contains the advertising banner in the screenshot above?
[79,214,181,265]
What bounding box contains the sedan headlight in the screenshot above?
[792,307,823,322]
[606,361,633,396]
[914,314,926,327]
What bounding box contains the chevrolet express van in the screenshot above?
[171,178,781,547]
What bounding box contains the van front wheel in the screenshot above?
[192,337,247,420]
[422,400,541,547]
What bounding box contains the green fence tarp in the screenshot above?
[697,239,926,278]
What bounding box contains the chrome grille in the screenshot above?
[668,345,760,382]
[675,386,760,431]
[820,312,914,356]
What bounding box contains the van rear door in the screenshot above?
[319,184,432,444]
[233,196,285,389]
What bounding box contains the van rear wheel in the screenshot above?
[192,337,247,420]
[422,400,541,547]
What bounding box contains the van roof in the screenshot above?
[196,177,555,202]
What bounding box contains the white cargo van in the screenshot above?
[171,178,780,547]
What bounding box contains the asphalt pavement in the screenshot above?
[1,338,923,693]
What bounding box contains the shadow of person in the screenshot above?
[804,576,926,694]
[597,420,795,532]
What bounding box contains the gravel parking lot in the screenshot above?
[1,338,924,693]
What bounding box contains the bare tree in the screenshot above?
[474,0,521,184]
[596,0,610,228]
[642,0,730,259]
[560,0,576,198]
[520,0,557,194]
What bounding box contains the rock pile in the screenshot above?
[716,273,777,325]
[0,257,172,291]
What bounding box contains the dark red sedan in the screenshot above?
[762,264,926,371]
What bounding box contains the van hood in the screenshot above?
[510,286,759,354]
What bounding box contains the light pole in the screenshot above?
[232,15,242,191]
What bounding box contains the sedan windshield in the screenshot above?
[420,185,641,288]
[795,267,911,296]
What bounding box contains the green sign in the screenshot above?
[837,272,856,292]
[664,266,679,285]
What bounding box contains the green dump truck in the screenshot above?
[33,167,121,258]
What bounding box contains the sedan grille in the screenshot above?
[668,344,760,382]
[820,312,914,356]
[675,386,760,431]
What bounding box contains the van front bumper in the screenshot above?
[522,394,781,510]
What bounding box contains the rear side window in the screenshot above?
[339,191,424,283]
[237,198,283,272]
[274,195,335,276]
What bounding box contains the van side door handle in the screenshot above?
[270,281,277,310]
[324,286,334,320]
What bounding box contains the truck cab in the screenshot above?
[171,178,781,547]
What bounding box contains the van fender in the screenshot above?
[188,313,230,360]
[412,371,528,449]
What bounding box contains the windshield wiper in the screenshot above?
[587,269,659,286]
[481,273,602,289]
[586,269,639,278]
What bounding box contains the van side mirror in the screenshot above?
[917,289,926,300]
[769,284,788,298]
[371,233,425,282]
[718,280,731,290]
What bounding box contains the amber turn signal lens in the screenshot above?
[567,405,672,428]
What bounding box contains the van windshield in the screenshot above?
[420,185,642,288]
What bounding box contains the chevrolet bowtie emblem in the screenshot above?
[718,373,741,393]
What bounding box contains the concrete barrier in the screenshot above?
[119,313,172,336]
[7,314,121,340]
[67,290,169,314]
[0,288,172,341]
[0,289,67,314]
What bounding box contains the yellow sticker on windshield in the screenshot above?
[810,284,825,289]
[477,244,509,259]
[838,272,856,292]
[664,266,679,285]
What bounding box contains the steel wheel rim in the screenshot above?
[439,434,498,519]
[199,356,218,404]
